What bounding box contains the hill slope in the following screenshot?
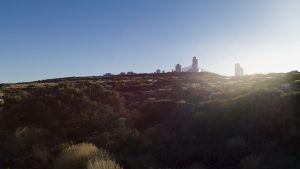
[1,71,300,169]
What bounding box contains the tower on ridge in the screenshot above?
[191,56,199,72]
[175,64,182,72]
[235,63,244,76]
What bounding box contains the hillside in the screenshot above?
[1,71,300,169]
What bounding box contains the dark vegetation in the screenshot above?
[0,71,300,169]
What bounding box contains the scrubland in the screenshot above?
[0,71,300,169]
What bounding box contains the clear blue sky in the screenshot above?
[1,0,300,83]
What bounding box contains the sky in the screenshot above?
[1,0,300,83]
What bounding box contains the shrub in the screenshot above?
[226,136,246,150]
[87,158,122,169]
[53,143,121,169]
[13,127,49,150]
[31,145,51,163]
[53,143,102,169]
[188,163,207,169]
[240,155,261,169]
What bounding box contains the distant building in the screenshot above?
[119,72,126,75]
[104,73,112,77]
[235,63,244,76]
[156,69,161,73]
[191,56,199,72]
[175,64,182,72]
[182,56,200,72]
[127,71,135,75]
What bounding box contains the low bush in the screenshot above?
[240,155,261,169]
[13,127,49,150]
[53,143,122,169]
[31,145,52,164]
[53,143,101,169]
[87,158,122,169]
